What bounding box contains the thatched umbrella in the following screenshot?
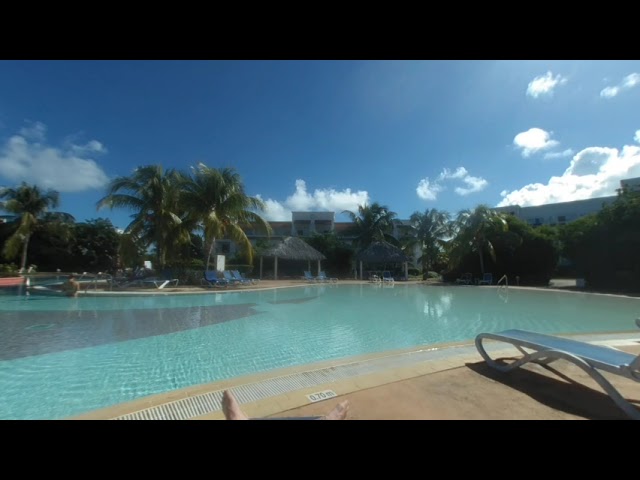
[356,241,410,280]
[260,236,326,280]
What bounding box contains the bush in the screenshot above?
[0,263,19,274]
[423,270,441,280]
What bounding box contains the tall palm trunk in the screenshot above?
[477,243,485,275]
[20,234,31,272]
[205,237,216,271]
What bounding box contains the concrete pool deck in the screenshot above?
[64,279,640,420]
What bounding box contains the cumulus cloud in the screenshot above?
[438,167,468,180]
[417,166,487,201]
[526,71,567,98]
[256,179,370,221]
[438,167,488,195]
[635,130,640,143]
[416,178,443,200]
[70,140,107,156]
[600,73,640,98]
[455,175,489,196]
[498,131,640,207]
[19,121,47,141]
[513,128,559,157]
[0,122,109,192]
[544,148,574,160]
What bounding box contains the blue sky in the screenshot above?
[1,60,639,230]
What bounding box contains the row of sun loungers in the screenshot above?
[456,272,493,285]
[302,271,338,283]
[368,271,394,283]
[202,270,259,288]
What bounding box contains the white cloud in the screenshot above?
[526,71,568,98]
[454,174,489,196]
[438,167,468,180]
[70,140,107,156]
[255,196,290,221]
[634,130,640,144]
[417,166,487,201]
[498,131,640,207]
[0,123,109,192]
[600,73,640,98]
[513,128,559,157]
[19,121,47,141]
[544,148,574,160]
[416,178,443,200]
[257,179,370,221]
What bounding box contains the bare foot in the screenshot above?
[222,390,249,420]
[319,400,350,420]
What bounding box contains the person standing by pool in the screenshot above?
[62,275,80,297]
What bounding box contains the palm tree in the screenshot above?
[0,182,60,272]
[406,208,452,273]
[180,163,271,271]
[451,204,508,275]
[96,165,190,270]
[342,202,398,251]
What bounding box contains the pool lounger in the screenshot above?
[475,328,640,420]
[142,278,179,289]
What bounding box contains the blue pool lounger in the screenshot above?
[475,328,640,420]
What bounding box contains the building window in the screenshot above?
[297,229,304,236]
[557,215,566,223]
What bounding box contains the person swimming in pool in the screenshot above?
[221,390,350,420]
[62,275,80,297]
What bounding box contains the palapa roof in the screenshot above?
[356,241,409,263]
[261,236,326,261]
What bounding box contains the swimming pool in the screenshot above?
[1,284,638,419]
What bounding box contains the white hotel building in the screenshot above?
[492,177,639,227]
[216,177,640,257]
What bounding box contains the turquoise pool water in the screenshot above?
[0,284,638,419]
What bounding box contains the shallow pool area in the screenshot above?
[0,284,638,419]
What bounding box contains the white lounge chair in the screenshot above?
[142,278,179,289]
[475,329,640,419]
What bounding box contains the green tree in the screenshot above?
[342,202,398,250]
[27,212,76,271]
[559,187,640,290]
[97,165,190,270]
[180,163,271,271]
[72,218,120,272]
[117,232,145,270]
[451,204,508,275]
[0,182,60,271]
[405,208,452,272]
[306,232,354,276]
